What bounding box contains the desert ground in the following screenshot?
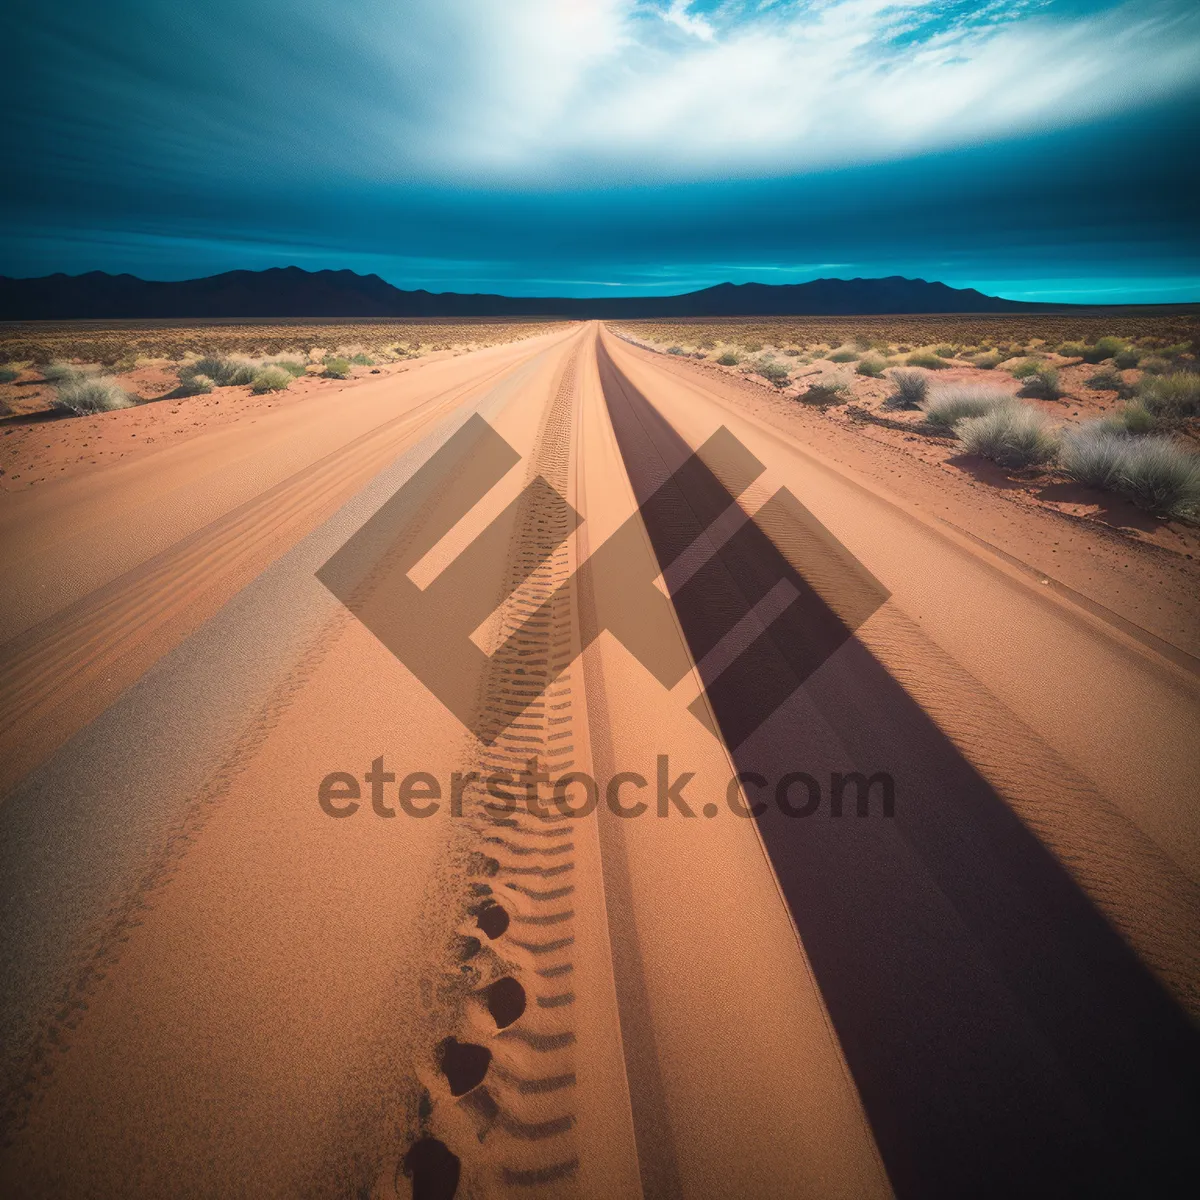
[1,319,1198,1198]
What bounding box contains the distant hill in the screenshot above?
[0,266,1060,320]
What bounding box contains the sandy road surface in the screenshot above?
[1,322,1197,1198]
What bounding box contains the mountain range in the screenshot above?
[0,267,1068,321]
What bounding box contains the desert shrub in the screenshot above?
[884,369,929,410]
[52,377,134,415]
[800,378,850,405]
[828,348,859,363]
[716,352,740,366]
[1137,371,1200,417]
[182,355,257,387]
[183,355,224,381]
[1059,425,1127,488]
[1086,368,1127,392]
[742,341,763,353]
[1009,359,1045,379]
[323,357,352,379]
[167,373,213,397]
[934,345,957,358]
[272,360,307,376]
[855,356,887,377]
[667,346,686,355]
[227,360,257,385]
[1018,365,1063,399]
[251,366,293,394]
[1057,341,1087,358]
[1160,342,1193,360]
[1113,347,1143,369]
[783,348,803,357]
[42,362,87,385]
[971,351,1005,369]
[1112,437,1200,515]
[1060,426,1200,516]
[1101,401,1156,435]
[348,353,374,365]
[906,351,951,370]
[1082,336,1128,364]
[1139,356,1171,375]
[956,404,1058,468]
[754,358,791,386]
[0,366,19,383]
[924,384,1014,428]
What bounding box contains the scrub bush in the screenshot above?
[906,351,951,369]
[884,369,929,410]
[1137,372,1200,417]
[1017,365,1064,399]
[52,377,134,415]
[923,385,1014,428]
[956,404,1058,468]
[250,366,292,393]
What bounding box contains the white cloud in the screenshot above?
[14,0,1200,189]
[397,0,1200,182]
[662,1,717,41]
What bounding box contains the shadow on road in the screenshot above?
[597,336,1200,1200]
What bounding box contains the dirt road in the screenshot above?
[1,322,1197,1198]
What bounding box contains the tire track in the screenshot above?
[400,346,587,1198]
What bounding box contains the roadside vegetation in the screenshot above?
[612,318,1199,524]
[0,320,564,424]
[883,369,928,410]
[51,377,134,415]
[1060,427,1200,518]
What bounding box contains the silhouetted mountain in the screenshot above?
[0,266,1061,320]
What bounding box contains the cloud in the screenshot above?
[6,0,1200,193]
[662,1,717,41]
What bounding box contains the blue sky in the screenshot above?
[4,0,1199,301]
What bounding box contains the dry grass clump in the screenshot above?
[799,378,851,405]
[182,356,256,387]
[1081,336,1129,364]
[905,351,951,370]
[1100,401,1156,435]
[1137,372,1200,417]
[1139,356,1171,375]
[828,348,859,363]
[250,366,293,394]
[1085,368,1129,393]
[957,405,1058,468]
[883,369,929,410]
[1017,364,1064,400]
[855,356,887,377]
[52,377,135,415]
[753,358,791,387]
[923,384,1014,428]
[1060,426,1200,517]
[716,351,740,366]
